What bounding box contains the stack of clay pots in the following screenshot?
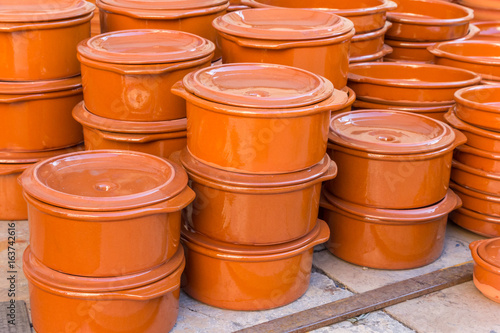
[73,29,215,159]
[456,0,500,22]
[174,63,348,310]
[20,150,195,332]
[0,0,95,220]
[384,0,477,64]
[445,85,500,237]
[321,110,464,269]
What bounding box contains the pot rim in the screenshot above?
[445,107,500,140]
[452,159,500,181]
[0,75,81,95]
[354,97,455,110]
[0,145,84,164]
[0,0,95,23]
[428,40,500,66]
[470,239,500,275]
[387,0,474,26]
[0,163,32,176]
[352,21,392,42]
[0,11,94,32]
[456,206,500,223]
[349,44,393,63]
[476,238,500,269]
[455,85,500,114]
[454,144,500,160]
[450,181,500,202]
[355,94,457,107]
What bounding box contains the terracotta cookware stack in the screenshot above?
[455,0,500,22]
[0,0,95,220]
[322,110,465,269]
[445,85,500,237]
[73,29,215,159]
[470,238,500,303]
[240,0,397,63]
[384,0,477,64]
[173,63,349,310]
[20,150,195,332]
[347,62,481,121]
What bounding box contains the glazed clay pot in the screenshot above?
[350,21,391,59]
[454,85,500,132]
[386,0,473,42]
[0,0,94,81]
[349,44,393,63]
[470,238,500,303]
[348,62,481,105]
[78,30,214,122]
[326,110,467,209]
[472,21,500,41]
[451,160,500,195]
[181,149,337,245]
[181,219,330,310]
[240,0,397,34]
[451,207,500,237]
[19,150,195,277]
[73,102,186,159]
[96,0,229,60]
[172,63,348,174]
[321,188,461,269]
[213,8,355,89]
[24,245,185,333]
[454,145,500,174]
[450,182,500,217]
[335,87,356,116]
[456,1,500,22]
[0,76,84,152]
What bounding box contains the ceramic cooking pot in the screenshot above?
[445,108,500,153]
[0,146,83,221]
[24,245,185,333]
[349,44,393,63]
[450,182,500,217]
[470,238,500,303]
[451,207,500,237]
[471,21,500,41]
[73,102,186,159]
[326,110,467,209]
[451,160,500,195]
[181,149,336,245]
[0,0,94,81]
[321,188,461,269]
[240,0,397,34]
[350,21,391,59]
[454,85,500,131]
[348,62,481,105]
[171,63,348,174]
[213,8,355,89]
[454,144,500,174]
[181,219,330,310]
[19,150,195,277]
[336,87,356,115]
[386,0,473,42]
[96,0,228,60]
[78,30,214,122]
[0,76,84,152]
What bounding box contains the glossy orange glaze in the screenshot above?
[352,99,452,121]
[454,85,500,131]
[450,182,500,217]
[454,144,500,174]
[350,21,391,59]
[470,239,500,303]
[451,207,500,237]
[0,163,30,220]
[451,160,500,195]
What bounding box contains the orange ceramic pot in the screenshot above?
[240,0,397,34]
[86,0,101,36]
[454,85,500,131]
[350,21,391,59]
[451,207,500,237]
[19,150,195,277]
[213,8,354,89]
[0,76,84,152]
[386,0,473,42]
[472,21,500,41]
[451,160,500,195]
[470,238,500,303]
[321,188,461,269]
[181,219,330,310]
[0,1,94,81]
[78,30,214,122]
[349,44,393,63]
[445,108,500,153]
[352,99,453,121]
[97,0,229,60]
[454,145,500,174]
[450,182,500,217]
[181,149,336,245]
[326,110,467,209]
[73,102,186,159]
[24,245,185,333]
[348,62,481,104]
[335,87,356,116]
[456,1,500,22]
[172,63,348,174]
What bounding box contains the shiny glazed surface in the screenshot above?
[472,21,500,41]
[450,182,500,217]
[454,85,500,131]
[350,21,391,59]
[451,207,500,237]
[453,144,500,174]
[451,160,500,196]
[470,239,500,303]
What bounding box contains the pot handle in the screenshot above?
[152,187,196,214]
[384,0,398,11]
[469,239,484,252]
[307,219,331,248]
[451,128,468,149]
[170,81,190,100]
[313,160,338,185]
[95,130,185,143]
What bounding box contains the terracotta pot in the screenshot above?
[336,87,356,115]
[73,102,186,159]
[87,0,101,36]
[78,30,214,122]
[470,238,500,303]
[0,76,84,152]
[19,150,195,277]
[451,207,500,237]
[348,62,481,104]
[471,21,500,41]
[429,41,500,81]
[450,182,500,217]
[181,149,336,245]
[181,219,330,310]
[386,0,473,42]
[213,8,355,89]
[349,44,393,63]
[24,245,185,333]
[321,188,461,269]
[171,63,348,174]
[454,85,500,131]
[350,21,391,59]
[96,0,229,60]
[454,144,500,174]
[445,108,500,153]
[456,0,500,22]
[240,0,397,34]
[0,1,94,81]
[326,110,467,209]
[451,160,500,195]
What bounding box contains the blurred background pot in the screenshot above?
[470,238,500,303]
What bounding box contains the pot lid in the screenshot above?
[329,110,456,154]
[183,63,333,108]
[19,150,188,211]
[212,8,353,41]
[0,0,95,23]
[98,0,227,10]
[477,238,500,268]
[0,76,81,95]
[78,30,215,65]
[23,245,184,292]
[0,145,84,164]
